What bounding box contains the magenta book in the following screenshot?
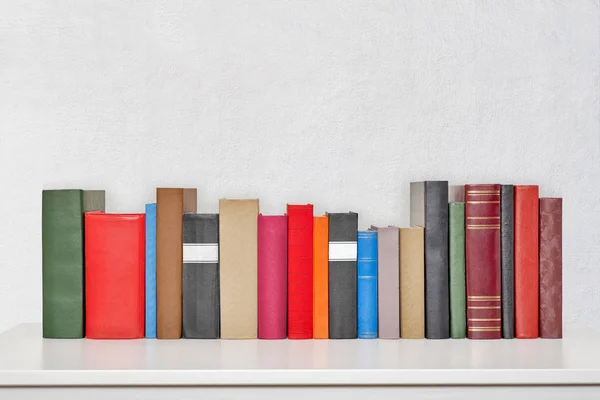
[258,214,288,339]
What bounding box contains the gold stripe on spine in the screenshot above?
[468,318,501,321]
[467,216,500,220]
[468,327,501,331]
[468,298,501,302]
[468,306,501,309]
[468,296,500,298]
[467,194,500,197]
[467,226,500,230]
[466,190,500,194]
[466,201,500,204]
[466,224,500,228]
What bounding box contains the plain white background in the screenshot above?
[0,1,598,334]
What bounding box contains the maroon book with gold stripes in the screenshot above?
[465,184,502,339]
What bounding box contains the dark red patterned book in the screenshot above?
[287,204,314,339]
[539,198,563,339]
[85,212,145,339]
[465,184,502,339]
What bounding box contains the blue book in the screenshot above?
[357,230,378,339]
[145,203,157,338]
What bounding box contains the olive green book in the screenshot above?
[42,189,105,338]
[449,202,466,338]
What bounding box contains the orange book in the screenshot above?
[313,215,329,338]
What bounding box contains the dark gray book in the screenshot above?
[410,181,450,339]
[182,213,220,339]
[328,212,358,339]
[501,185,515,339]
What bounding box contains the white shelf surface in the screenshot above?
[1,323,600,387]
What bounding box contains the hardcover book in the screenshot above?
[328,212,358,339]
[465,184,502,340]
[258,214,288,339]
[313,215,329,339]
[156,188,197,339]
[357,231,378,339]
[182,213,220,339]
[514,185,539,338]
[287,205,314,339]
[370,226,400,339]
[449,202,466,339]
[219,199,259,339]
[85,212,145,339]
[145,203,157,338]
[410,181,450,339]
[539,198,563,339]
[500,185,515,338]
[400,226,425,339]
[42,189,86,338]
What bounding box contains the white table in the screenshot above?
[0,323,599,399]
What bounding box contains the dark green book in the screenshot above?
[449,202,466,338]
[42,189,105,338]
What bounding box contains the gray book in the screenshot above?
[501,185,515,339]
[370,226,400,339]
[182,213,220,339]
[328,212,358,339]
[410,181,450,339]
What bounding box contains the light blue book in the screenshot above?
[357,230,378,339]
[145,203,157,338]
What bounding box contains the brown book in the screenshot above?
[156,188,197,339]
[219,199,259,339]
[400,226,425,339]
[539,198,562,339]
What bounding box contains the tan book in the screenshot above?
[219,199,259,339]
[400,226,425,339]
[156,188,197,339]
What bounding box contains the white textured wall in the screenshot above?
[0,1,599,334]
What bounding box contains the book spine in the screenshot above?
[156,188,197,339]
[377,227,400,339]
[83,190,105,212]
[465,184,502,339]
[287,205,314,339]
[449,202,466,339]
[539,198,563,339]
[410,181,450,339]
[42,189,85,338]
[313,215,329,339]
[501,185,515,339]
[219,199,259,339]
[328,212,358,339]
[358,231,378,339]
[85,213,145,339]
[258,215,288,339]
[514,185,540,338]
[182,213,220,339]
[400,227,425,339]
[145,203,157,339]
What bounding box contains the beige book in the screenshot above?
[156,188,197,339]
[400,226,425,339]
[219,199,259,339]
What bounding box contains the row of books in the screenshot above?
[41,181,563,340]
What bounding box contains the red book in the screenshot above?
[539,198,563,339]
[465,184,502,339]
[258,214,288,339]
[85,212,145,339]
[514,185,539,338]
[287,204,314,339]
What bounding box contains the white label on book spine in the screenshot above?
[183,243,219,263]
[328,241,358,261]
